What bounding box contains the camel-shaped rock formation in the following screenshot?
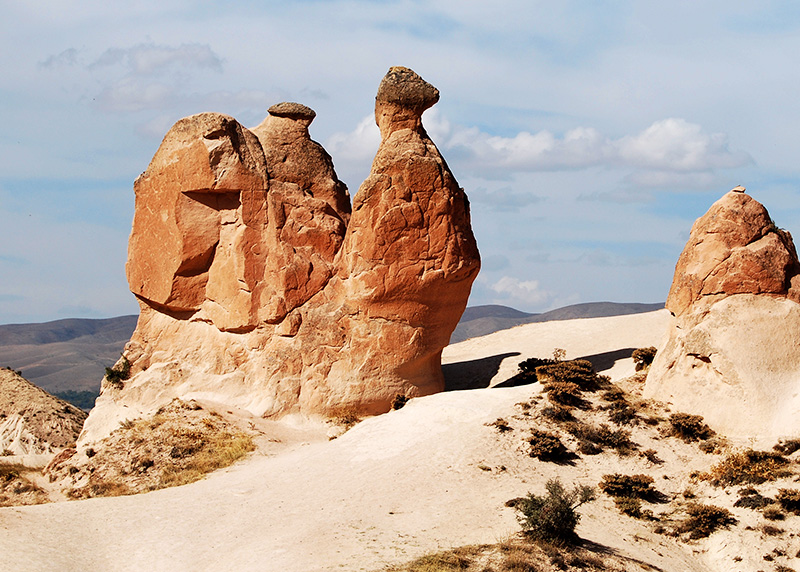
[80,67,480,444]
[645,186,800,443]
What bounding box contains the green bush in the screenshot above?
[105,356,131,388]
[676,503,736,539]
[515,478,595,544]
[667,413,714,442]
[632,347,657,371]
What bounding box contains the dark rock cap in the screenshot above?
[375,66,439,114]
[268,102,317,121]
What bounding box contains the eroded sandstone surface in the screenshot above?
[80,67,480,445]
[645,187,800,442]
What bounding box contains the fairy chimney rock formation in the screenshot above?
[80,68,480,445]
[645,187,800,443]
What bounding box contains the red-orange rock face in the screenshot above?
[83,67,480,443]
[665,187,800,317]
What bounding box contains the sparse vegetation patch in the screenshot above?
[48,399,255,498]
[699,449,791,486]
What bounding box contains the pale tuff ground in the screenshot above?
[2,310,800,572]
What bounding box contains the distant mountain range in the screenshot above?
[0,301,663,408]
[450,301,664,344]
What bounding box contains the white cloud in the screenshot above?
[326,115,380,162]
[616,118,750,171]
[326,111,751,190]
[490,276,552,307]
[90,43,223,75]
[39,48,79,68]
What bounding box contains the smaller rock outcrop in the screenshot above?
[0,367,86,455]
[645,188,800,443]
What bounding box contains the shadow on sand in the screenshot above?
[573,348,636,373]
[443,347,638,392]
[443,352,521,391]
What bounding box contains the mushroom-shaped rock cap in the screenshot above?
[376,66,439,115]
[268,102,316,122]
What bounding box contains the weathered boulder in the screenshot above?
[644,187,800,443]
[79,67,480,445]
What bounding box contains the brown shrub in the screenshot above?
[529,429,571,463]
[676,503,736,539]
[667,413,714,442]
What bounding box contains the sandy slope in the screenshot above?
[0,310,726,572]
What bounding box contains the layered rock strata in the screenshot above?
[644,187,800,442]
[80,67,480,444]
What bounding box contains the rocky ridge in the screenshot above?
[0,366,86,455]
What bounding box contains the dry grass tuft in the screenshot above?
[49,399,256,499]
[0,461,48,506]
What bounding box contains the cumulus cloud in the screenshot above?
[327,112,751,189]
[616,118,749,171]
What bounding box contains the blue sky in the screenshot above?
[2,1,800,323]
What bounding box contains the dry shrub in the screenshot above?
[774,439,800,456]
[599,473,656,499]
[777,488,800,513]
[487,418,513,433]
[762,505,785,520]
[667,413,714,442]
[542,381,585,408]
[632,347,657,371]
[0,462,48,507]
[329,406,362,428]
[676,503,736,539]
[536,360,603,391]
[528,429,571,463]
[641,449,663,464]
[541,405,575,423]
[760,524,784,536]
[565,421,634,454]
[734,490,772,510]
[606,402,639,426]
[700,449,791,486]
